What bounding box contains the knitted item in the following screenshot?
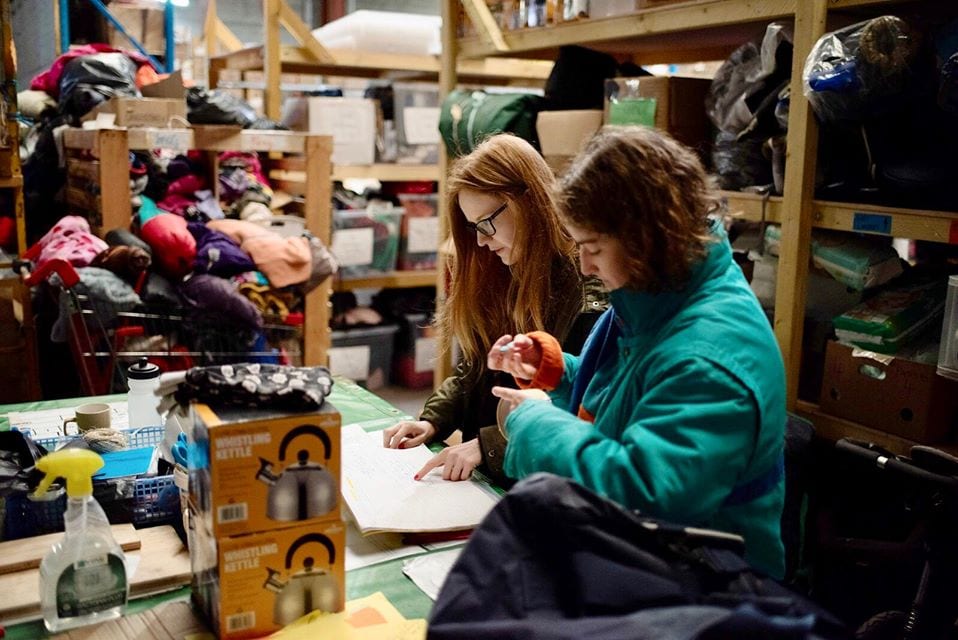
[82,428,129,453]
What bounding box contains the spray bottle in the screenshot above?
[34,449,129,632]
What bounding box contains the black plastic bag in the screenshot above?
[186,87,258,126]
[58,52,140,119]
[0,430,49,497]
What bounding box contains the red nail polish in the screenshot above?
[413,474,420,480]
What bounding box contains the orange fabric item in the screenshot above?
[576,405,595,423]
[515,331,564,391]
[207,219,311,288]
[135,64,161,88]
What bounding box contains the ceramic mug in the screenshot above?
[63,402,111,435]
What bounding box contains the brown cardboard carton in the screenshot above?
[190,400,342,538]
[82,71,187,128]
[104,6,165,54]
[819,340,958,443]
[191,519,346,639]
[603,76,711,155]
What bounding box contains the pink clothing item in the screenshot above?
[167,174,207,196]
[207,219,310,288]
[156,194,196,217]
[31,45,152,97]
[35,216,109,269]
[140,213,197,280]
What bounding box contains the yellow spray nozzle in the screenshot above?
[33,449,104,499]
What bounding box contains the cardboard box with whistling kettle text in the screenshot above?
[189,401,342,538]
[190,518,346,639]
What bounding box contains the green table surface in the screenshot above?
[1,378,439,638]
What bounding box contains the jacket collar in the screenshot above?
[609,221,731,337]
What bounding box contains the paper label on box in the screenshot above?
[403,107,441,145]
[609,98,657,126]
[332,228,374,267]
[407,217,440,254]
[415,337,437,373]
[329,345,371,381]
[308,98,376,165]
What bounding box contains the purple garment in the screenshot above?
[188,222,255,277]
[179,274,262,330]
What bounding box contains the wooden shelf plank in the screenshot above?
[722,192,958,245]
[722,191,783,223]
[796,400,958,458]
[272,164,440,183]
[0,175,22,188]
[214,45,552,81]
[334,270,438,291]
[458,0,796,60]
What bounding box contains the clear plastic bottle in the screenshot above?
[127,357,162,428]
[36,450,129,632]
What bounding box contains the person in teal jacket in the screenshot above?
[489,126,787,578]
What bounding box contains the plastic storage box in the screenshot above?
[393,313,437,389]
[332,207,403,278]
[394,82,441,164]
[329,324,400,390]
[397,193,439,270]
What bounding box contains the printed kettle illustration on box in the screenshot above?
[256,424,337,521]
[264,532,344,625]
[190,402,341,537]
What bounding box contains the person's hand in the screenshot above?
[414,439,482,481]
[382,420,437,449]
[487,334,542,381]
[492,386,551,422]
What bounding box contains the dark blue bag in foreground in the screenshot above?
[429,473,849,640]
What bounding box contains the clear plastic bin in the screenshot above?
[332,207,403,278]
[329,324,400,390]
[394,82,440,164]
[397,193,439,271]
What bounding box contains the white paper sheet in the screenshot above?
[402,547,463,600]
[344,520,427,571]
[341,423,499,534]
[7,402,130,439]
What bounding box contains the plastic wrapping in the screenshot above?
[803,16,921,124]
[186,87,258,127]
[711,130,772,191]
[706,22,793,136]
[57,53,140,119]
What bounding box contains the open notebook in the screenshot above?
[341,423,500,535]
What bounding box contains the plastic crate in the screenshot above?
[329,324,399,390]
[2,426,177,540]
[332,207,403,279]
[397,193,439,271]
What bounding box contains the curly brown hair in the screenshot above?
[559,125,719,292]
[440,134,578,368]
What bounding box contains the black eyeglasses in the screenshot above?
[464,201,508,238]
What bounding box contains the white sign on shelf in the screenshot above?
[407,217,440,254]
[414,336,437,373]
[329,345,371,381]
[403,107,441,145]
[331,227,375,267]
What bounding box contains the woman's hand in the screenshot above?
[382,420,437,449]
[414,439,482,481]
[492,386,551,417]
[487,334,542,381]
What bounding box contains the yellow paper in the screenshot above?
[270,592,426,640]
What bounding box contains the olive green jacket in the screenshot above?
[419,267,607,484]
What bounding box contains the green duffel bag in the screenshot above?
[439,90,543,157]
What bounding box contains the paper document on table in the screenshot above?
[344,519,428,571]
[402,547,463,600]
[341,423,499,534]
[6,402,130,439]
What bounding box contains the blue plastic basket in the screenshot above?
[3,427,178,540]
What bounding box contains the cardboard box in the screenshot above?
[604,76,711,155]
[190,401,342,538]
[104,6,165,54]
[281,97,376,165]
[819,340,958,443]
[191,519,346,639]
[535,110,603,173]
[82,71,187,128]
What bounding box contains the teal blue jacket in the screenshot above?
[503,228,787,578]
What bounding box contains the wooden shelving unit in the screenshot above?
[333,270,439,292]
[444,0,958,446]
[63,126,334,367]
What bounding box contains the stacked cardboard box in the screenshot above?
[188,402,344,639]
